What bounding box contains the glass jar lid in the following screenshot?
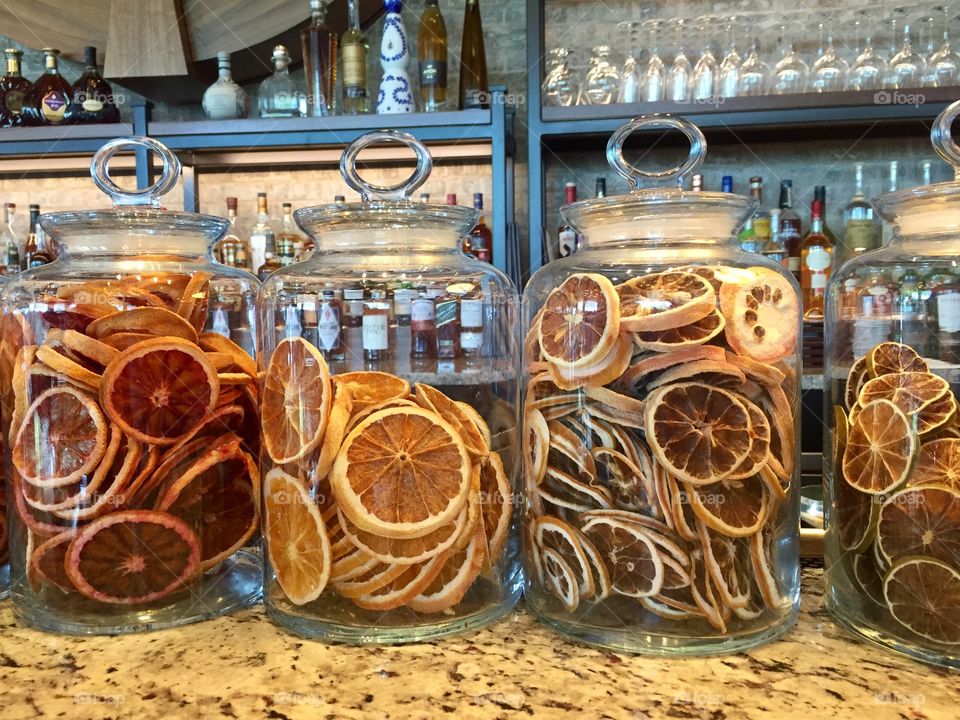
[294,130,479,245]
[560,114,755,243]
[39,136,228,253]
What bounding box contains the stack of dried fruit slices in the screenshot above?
[833,341,960,647]
[525,266,799,634]
[262,338,513,616]
[5,273,260,606]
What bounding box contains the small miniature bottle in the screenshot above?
[343,285,365,328]
[362,288,391,361]
[315,289,346,361]
[392,280,413,326]
[435,290,460,360]
[459,287,484,358]
[202,51,249,120]
[410,288,437,359]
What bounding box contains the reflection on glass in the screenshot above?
[718,17,742,98]
[669,18,692,102]
[542,47,579,107]
[925,7,960,87]
[692,15,718,101]
[618,21,641,103]
[584,45,621,105]
[773,24,809,94]
[738,38,769,96]
[811,21,849,92]
[848,18,888,90]
[641,19,665,102]
[888,21,927,88]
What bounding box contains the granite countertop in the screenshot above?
[1,565,957,720]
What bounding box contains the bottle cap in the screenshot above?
[446,193,457,205]
[226,197,238,210]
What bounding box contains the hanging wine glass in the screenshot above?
[925,5,960,87]
[618,21,641,104]
[641,18,666,102]
[541,48,579,107]
[738,37,770,97]
[848,14,888,90]
[669,18,692,103]
[888,18,927,88]
[811,17,850,92]
[692,15,719,101]
[584,45,621,105]
[718,16,742,98]
[773,23,809,94]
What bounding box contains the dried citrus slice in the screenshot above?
[351,552,450,611]
[575,529,612,601]
[524,407,549,488]
[616,271,716,332]
[547,332,632,391]
[911,438,960,489]
[61,329,119,368]
[126,272,191,308]
[644,359,746,391]
[175,271,212,333]
[58,280,166,308]
[262,337,331,464]
[13,386,109,488]
[842,399,916,495]
[456,401,492,449]
[580,516,664,598]
[645,382,752,486]
[877,486,960,567]
[719,267,799,364]
[858,371,950,416]
[686,474,770,537]
[867,341,928,378]
[337,505,464,565]
[917,391,957,436]
[264,468,331,605]
[852,551,887,607]
[333,558,409,599]
[591,447,656,514]
[749,530,782,610]
[727,399,771,479]
[87,307,200,344]
[99,332,157,351]
[334,371,410,415]
[35,344,101,389]
[533,515,594,598]
[689,549,726,631]
[834,408,881,552]
[620,345,726,392]
[64,509,201,604]
[414,384,489,460]
[406,521,487,613]
[312,384,354,482]
[540,546,580,611]
[479,453,512,560]
[538,273,621,369]
[29,530,77,593]
[845,356,869,411]
[883,556,960,644]
[331,405,471,539]
[100,337,219,446]
[696,522,751,612]
[632,308,725,352]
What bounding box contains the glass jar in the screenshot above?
[3,137,262,634]
[522,115,802,654]
[259,130,521,643]
[824,101,960,669]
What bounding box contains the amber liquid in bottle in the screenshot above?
[0,49,33,127]
[411,290,438,360]
[435,292,460,360]
[459,0,489,109]
[302,0,338,116]
[65,46,121,124]
[22,204,52,269]
[29,49,71,125]
[468,192,493,263]
[800,199,833,319]
[418,0,448,112]
[362,289,391,362]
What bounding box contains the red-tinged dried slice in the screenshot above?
[619,345,726,392]
[538,273,621,369]
[632,308,725,353]
[616,271,716,332]
[99,332,158,351]
[40,302,115,333]
[883,556,960,644]
[87,307,200,344]
[64,509,201,604]
[867,341,928,378]
[910,438,960,489]
[57,280,166,308]
[533,515,595,598]
[686,474,770,537]
[719,267,799,364]
[13,386,109,489]
[842,399,915,495]
[548,331,632,391]
[60,329,119,369]
[877,485,960,567]
[580,516,664,598]
[125,272,191,309]
[540,546,580,611]
[858,371,950,416]
[28,530,77,593]
[198,332,257,378]
[406,521,487,613]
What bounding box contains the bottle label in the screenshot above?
[249,235,266,274]
[317,304,341,351]
[81,93,105,112]
[845,219,874,253]
[938,292,960,333]
[787,256,801,273]
[393,288,413,316]
[752,217,771,241]
[5,90,24,113]
[362,314,389,350]
[420,60,448,88]
[461,330,482,350]
[411,297,435,324]
[435,298,457,329]
[343,289,364,317]
[343,44,367,88]
[805,245,831,291]
[41,92,67,122]
[558,228,576,258]
[460,298,483,329]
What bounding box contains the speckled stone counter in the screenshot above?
[1,566,956,720]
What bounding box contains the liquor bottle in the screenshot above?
[814,185,838,246]
[435,290,460,359]
[27,49,71,125]
[363,288,391,361]
[343,285,365,328]
[459,287,484,358]
[334,195,346,203]
[259,46,303,117]
[341,0,370,114]
[410,288,438,359]
[22,204,53,269]
[277,234,297,266]
[800,199,833,318]
[881,161,899,246]
[761,207,786,267]
[595,177,606,198]
[418,0,448,112]
[377,0,414,114]
[459,0,489,109]
[257,252,283,281]
[852,268,897,359]
[0,202,15,275]
[392,279,414,326]
[931,267,960,363]
[843,162,876,258]
[691,174,703,192]
[249,193,275,275]
[200,52,248,120]
[277,203,303,261]
[468,192,492,263]
[738,176,771,254]
[419,192,431,203]
[219,197,251,270]
[898,267,929,354]
[314,289,346,361]
[0,49,33,127]
[303,0,337,116]
[64,46,121,124]
[558,182,578,257]
[721,175,733,193]
[779,179,803,281]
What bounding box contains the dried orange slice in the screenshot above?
[727,399,771,479]
[845,356,869,411]
[262,337,331,464]
[580,516,663,598]
[533,515,595,598]
[331,406,471,539]
[64,509,201,604]
[548,331,632,391]
[28,530,76,592]
[697,522,751,611]
[877,486,960,567]
[264,468,331,605]
[867,341,928,378]
[35,344,101,389]
[333,558,408,599]
[852,551,887,607]
[540,547,580,611]
[858,371,950,416]
[351,552,450,611]
[591,447,655,514]
[617,271,716,332]
[524,407,549,487]
[749,530,782,610]
[917,392,957,436]
[334,371,410,415]
[100,337,219,446]
[632,308,725,352]
[99,332,157,351]
[456,401,492,449]
[414,383,489,460]
[833,409,881,553]
[57,280,166,308]
[842,399,916,495]
[337,505,464,565]
[645,382,752,486]
[87,307,200,344]
[61,329,119,368]
[689,549,726,631]
[479,453,512,560]
[645,359,746,391]
[13,386,109,488]
[176,272,212,334]
[198,332,257,378]
[719,267,798,364]
[311,384,354,482]
[883,556,960,644]
[686,474,770,537]
[620,346,726,391]
[911,438,960,489]
[406,521,487,613]
[538,273,621,369]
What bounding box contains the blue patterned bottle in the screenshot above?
[377,0,414,114]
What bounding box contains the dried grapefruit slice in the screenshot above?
[858,371,950,416]
[547,332,632,391]
[264,468,331,605]
[877,486,960,567]
[842,399,916,495]
[644,382,752,486]
[537,273,621,369]
[35,344,101,389]
[540,547,580,611]
[13,386,109,488]
[262,337,331,464]
[883,556,960,644]
[331,406,471,539]
[337,506,464,565]
[312,384,354,482]
[87,307,200,344]
[61,329,119,368]
[64,509,201,604]
[414,384,489,460]
[334,371,410,415]
[406,521,487,613]
[616,271,716,332]
[632,308,725,352]
[719,267,798,364]
[867,341,928,378]
[352,552,450,611]
[911,438,960,489]
[580,516,663,598]
[686,474,770,537]
[29,530,77,593]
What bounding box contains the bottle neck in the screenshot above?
[5,57,20,76]
[348,0,361,28]
[44,55,58,74]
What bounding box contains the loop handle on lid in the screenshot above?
[340,129,433,202]
[605,113,707,190]
[932,100,960,180]
[91,136,181,207]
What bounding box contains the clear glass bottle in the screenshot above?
[418,0,448,112]
[249,192,276,277]
[0,202,16,276]
[843,163,877,259]
[3,136,261,634]
[259,45,303,118]
[259,130,520,642]
[522,115,801,654]
[302,0,337,116]
[341,0,370,114]
[202,52,249,120]
[825,101,960,669]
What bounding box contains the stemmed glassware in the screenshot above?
[811,18,850,92]
[887,18,928,88]
[618,21,641,103]
[773,24,809,94]
[668,18,693,102]
[692,15,718,101]
[848,14,888,90]
[541,47,579,107]
[718,17,742,98]
[584,45,621,104]
[641,19,666,102]
[925,6,960,86]
[738,36,770,96]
